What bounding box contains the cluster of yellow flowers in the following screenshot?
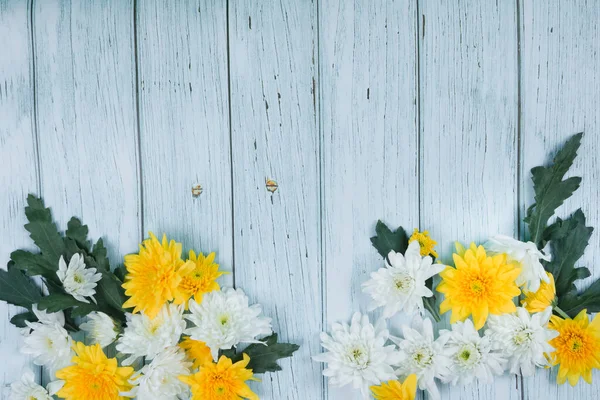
[54,233,260,400]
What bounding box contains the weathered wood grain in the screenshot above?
[136,0,233,287]
[33,0,140,264]
[319,0,420,398]
[520,1,600,398]
[228,1,322,398]
[0,0,39,396]
[419,0,521,399]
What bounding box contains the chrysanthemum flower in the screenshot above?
[409,229,438,258]
[548,309,600,385]
[57,253,102,304]
[439,319,505,386]
[313,313,402,396]
[123,346,191,400]
[390,316,450,400]
[363,241,445,318]
[521,272,557,313]
[55,342,134,400]
[437,242,522,330]
[116,303,186,365]
[179,354,259,400]
[174,250,227,308]
[179,336,213,369]
[79,311,119,348]
[485,235,551,292]
[184,288,272,360]
[485,307,557,376]
[10,369,59,400]
[122,232,195,318]
[370,374,417,400]
[21,305,73,375]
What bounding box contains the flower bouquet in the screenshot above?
[314,133,600,399]
[1,197,298,399]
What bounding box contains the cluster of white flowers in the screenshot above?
[12,253,273,400]
[315,235,557,399]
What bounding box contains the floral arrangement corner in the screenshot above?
[1,195,299,400]
[314,132,600,399]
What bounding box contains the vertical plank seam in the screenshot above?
[225,0,236,286]
[515,0,525,398]
[416,0,422,232]
[315,0,327,398]
[29,0,44,384]
[133,0,144,240]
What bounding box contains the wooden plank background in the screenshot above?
[1,0,599,399]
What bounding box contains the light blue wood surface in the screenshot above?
[1,0,599,399]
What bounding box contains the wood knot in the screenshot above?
[266,179,278,193]
[191,184,203,197]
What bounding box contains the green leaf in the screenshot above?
[37,293,87,313]
[24,195,65,264]
[524,133,583,248]
[370,220,408,259]
[0,264,42,309]
[544,209,593,297]
[226,333,299,374]
[10,311,37,328]
[70,303,100,318]
[10,250,58,279]
[113,265,127,282]
[91,238,110,271]
[96,270,126,312]
[66,217,90,251]
[559,279,600,317]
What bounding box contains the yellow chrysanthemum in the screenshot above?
[55,342,134,400]
[370,374,417,400]
[174,250,227,307]
[179,336,213,370]
[408,229,438,258]
[437,242,522,330]
[549,309,600,385]
[521,271,557,313]
[179,354,259,400]
[122,232,194,318]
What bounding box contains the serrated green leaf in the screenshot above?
[545,209,593,297]
[524,133,583,248]
[0,264,42,309]
[37,293,87,313]
[10,249,58,279]
[226,333,299,373]
[559,279,600,317]
[96,270,126,312]
[370,220,408,259]
[66,217,90,251]
[24,196,65,265]
[10,311,37,328]
[92,238,110,271]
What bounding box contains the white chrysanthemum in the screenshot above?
[391,316,451,400]
[56,253,102,303]
[116,303,186,365]
[122,346,192,399]
[485,235,551,292]
[439,319,505,386]
[185,287,272,360]
[362,241,445,318]
[79,311,119,348]
[313,312,402,397]
[485,306,557,376]
[10,369,59,400]
[21,305,73,375]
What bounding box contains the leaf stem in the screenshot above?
[424,298,441,322]
[554,306,570,319]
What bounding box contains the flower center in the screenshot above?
[73,274,83,284]
[513,328,534,346]
[393,273,415,293]
[456,343,481,368]
[411,346,434,368]
[347,345,369,369]
[567,334,584,353]
[219,314,230,326]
